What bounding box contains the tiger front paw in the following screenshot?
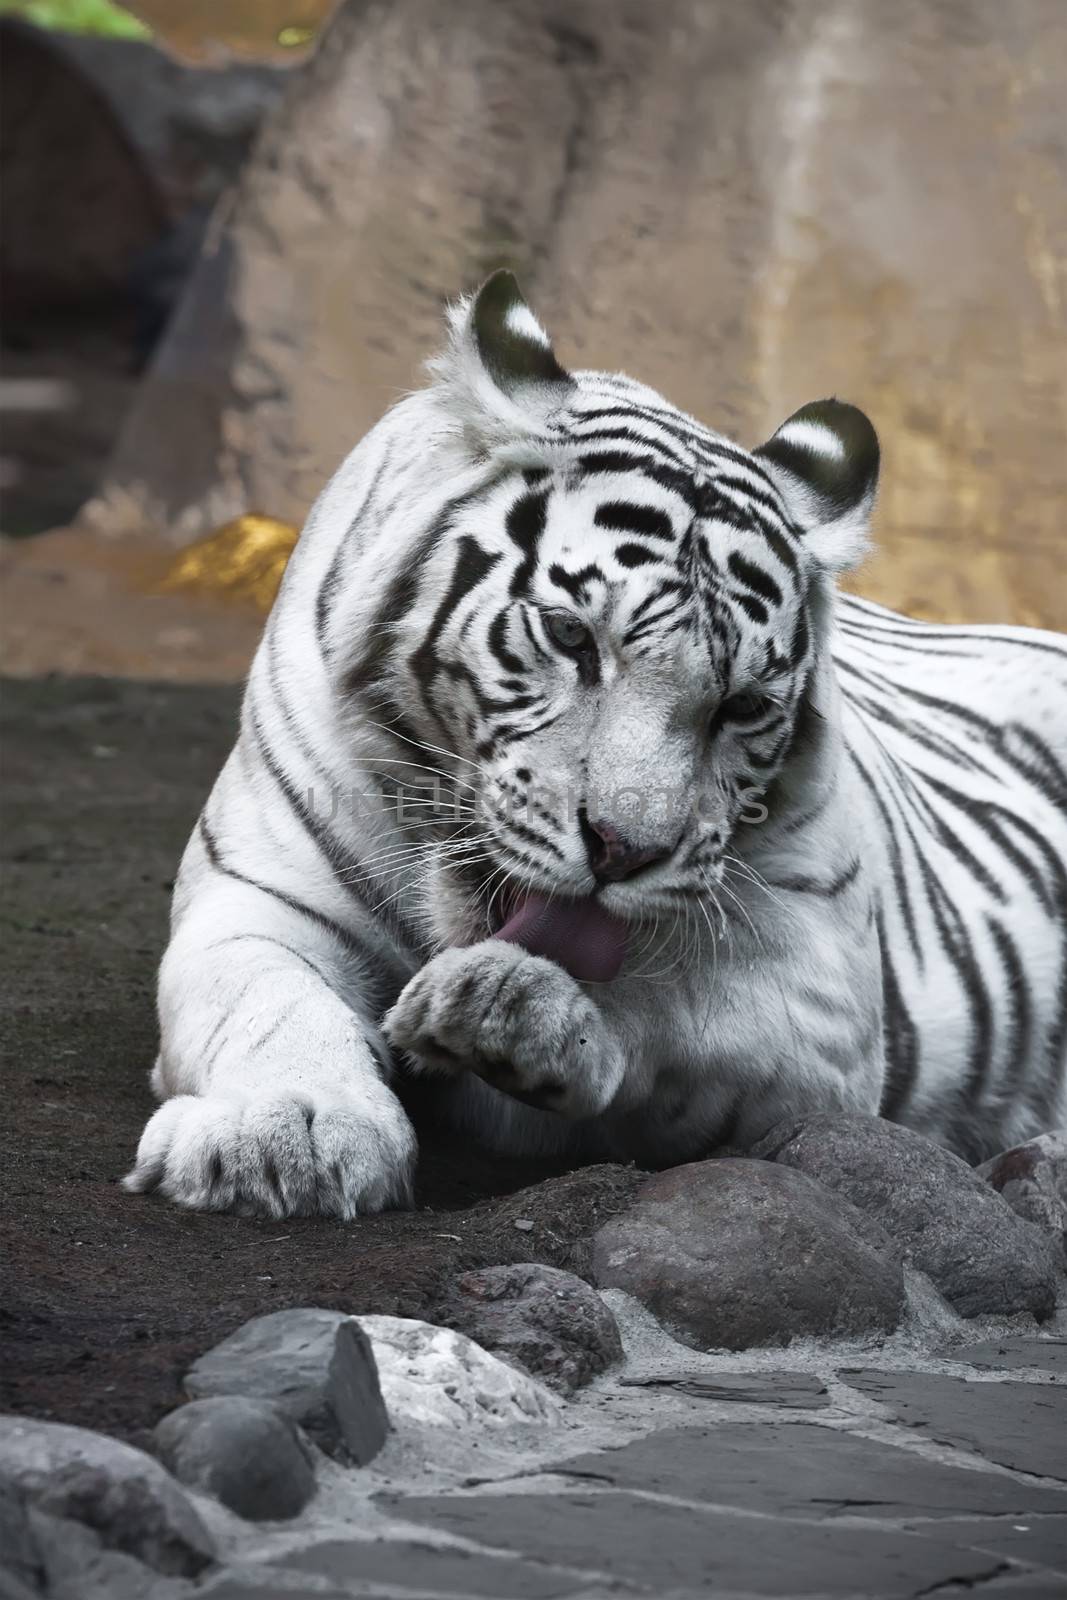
[123,1080,416,1220]
[382,940,624,1118]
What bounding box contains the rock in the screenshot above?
[94,2,1067,652]
[17,1507,174,1600]
[0,1417,214,1578]
[436,1263,623,1394]
[976,1132,1067,1255]
[184,1307,347,1451]
[943,1336,1067,1374]
[0,20,165,319]
[184,1306,553,1451]
[357,1316,560,1430]
[54,32,286,224]
[622,1373,830,1410]
[591,1159,905,1351]
[555,1418,1067,1518]
[837,1371,1067,1481]
[154,1397,316,1521]
[754,1114,1060,1319]
[326,1320,390,1466]
[0,1482,43,1598]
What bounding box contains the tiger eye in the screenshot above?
[723,691,770,721]
[709,690,771,738]
[545,611,593,653]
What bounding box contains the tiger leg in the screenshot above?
[124,883,416,1218]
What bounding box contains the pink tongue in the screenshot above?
[493,892,629,982]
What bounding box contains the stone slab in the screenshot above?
[555,1423,1067,1518]
[273,1537,590,1596]
[620,1372,829,1409]
[905,1516,1067,1576]
[198,1579,350,1600]
[382,1489,1006,1596]
[839,1372,1067,1481]
[945,1339,1067,1375]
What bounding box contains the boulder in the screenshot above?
[184,1306,553,1454]
[184,1306,347,1452]
[755,1114,1061,1319]
[0,1417,214,1578]
[154,1396,317,1521]
[436,1262,622,1393]
[976,1132,1067,1256]
[356,1316,560,1430]
[0,1482,43,1598]
[326,1320,390,1466]
[591,1159,905,1351]
[93,0,1067,639]
[0,20,164,319]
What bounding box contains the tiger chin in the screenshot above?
[125,271,1067,1219]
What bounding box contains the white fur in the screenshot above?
[125,294,1067,1217]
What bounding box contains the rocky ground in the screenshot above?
[2,675,1066,1599]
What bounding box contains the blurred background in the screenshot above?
[1,0,1065,681]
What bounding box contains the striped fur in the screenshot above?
[125,277,1067,1217]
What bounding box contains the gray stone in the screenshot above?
[325,1321,389,1466]
[154,1397,317,1522]
[557,1421,1067,1518]
[436,1263,623,1394]
[384,1489,1005,1596]
[94,0,1067,665]
[591,1158,905,1351]
[185,1307,347,1452]
[273,1537,588,1597]
[977,1133,1067,1255]
[0,1417,214,1577]
[197,1580,349,1600]
[945,1337,1067,1374]
[621,1372,829,1408]
[838,1371,1067,1481]
[904,1517,1067,1577]
[20,1506,175,1600]
[754,1113,1060,1319]
[0,1483,43,1596]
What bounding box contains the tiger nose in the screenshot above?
[581,813,674,883]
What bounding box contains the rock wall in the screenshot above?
[97,0,1067,629]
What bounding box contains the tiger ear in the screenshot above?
[429,270,574,451]
[755,399,879,572]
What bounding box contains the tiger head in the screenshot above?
[351,273,879,940]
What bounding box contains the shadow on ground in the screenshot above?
[0,678,640,1440]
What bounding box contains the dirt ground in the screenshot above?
[0,676,641,1442]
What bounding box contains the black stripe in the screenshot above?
[733,592,769,625]
[344,482,493,700]
[197,815,407,992]
[594,500,676,541]
[614,543,661,569]
[410,535,501,717]
[548,561,604,601]
[315,452,392,651]
[577,450,697,506]
[506,488,549,597]
[839,611,1067,661]
[877,912,920,1120]
[487,608,526,676]
[727,551,783,608]
[767,856,860,897]
[847,749,924,967]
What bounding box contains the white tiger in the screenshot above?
[125,273,1067,1218]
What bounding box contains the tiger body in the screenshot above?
[127,276,1067,1217]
